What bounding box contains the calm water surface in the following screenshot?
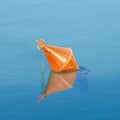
[0,0,120,120]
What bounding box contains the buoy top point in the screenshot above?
[35,39,45,49]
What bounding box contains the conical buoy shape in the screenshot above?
[38,70,77,101]
[37,40,79,72]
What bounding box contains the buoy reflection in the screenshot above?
[38,70,77,102]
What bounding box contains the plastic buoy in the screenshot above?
[36,39,79,72]
[38,70,77,101]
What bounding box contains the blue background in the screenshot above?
[0,0,120,119]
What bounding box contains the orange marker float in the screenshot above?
[36,39,79,72]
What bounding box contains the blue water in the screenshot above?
[0,0,120,119]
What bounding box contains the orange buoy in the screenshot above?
[36,39,79,72]
[38,70,77,101]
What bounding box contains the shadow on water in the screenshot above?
[38,66,90,102]
[76,66,90,93]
